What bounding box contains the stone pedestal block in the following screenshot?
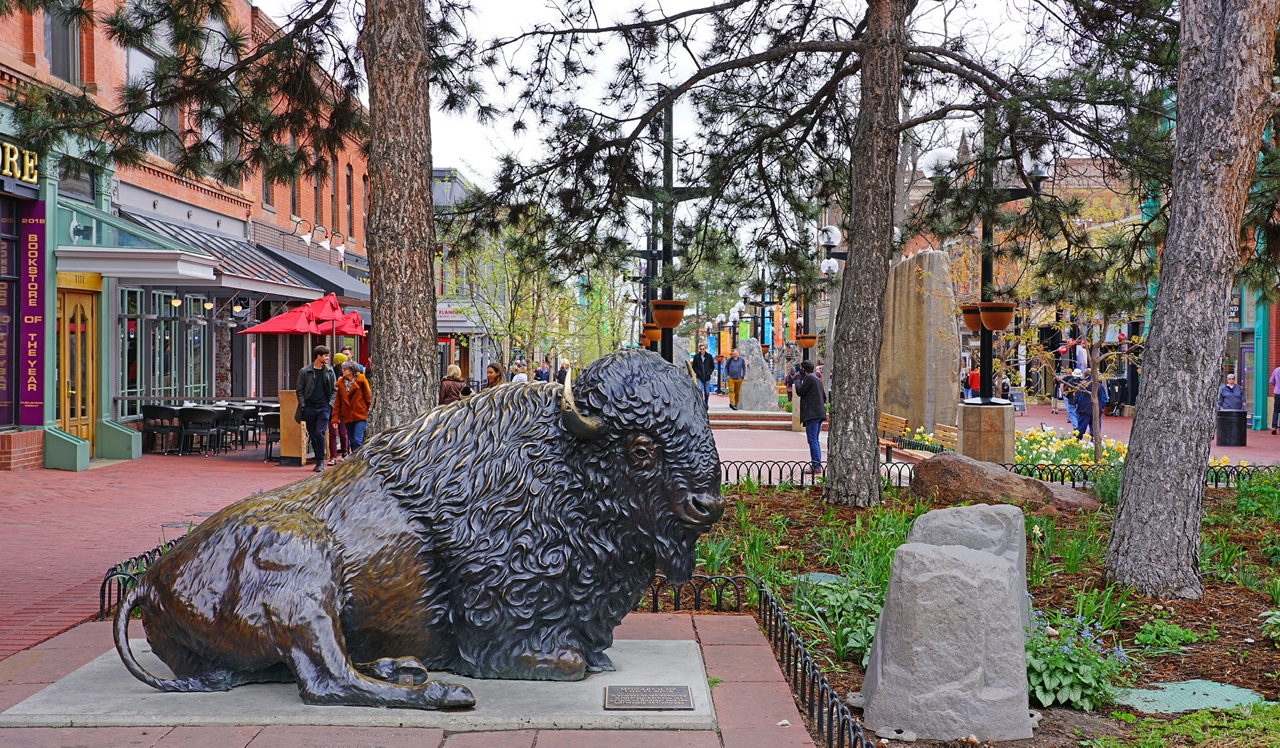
[877,251,960,434]
[957,403,1015,464]
[908,504,1029,631]
[862,543,1033,742]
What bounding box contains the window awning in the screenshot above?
[55,199,218,281]
[122,212,321,299]
[258,245,371,302]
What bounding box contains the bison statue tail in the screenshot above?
[113,584,196,692]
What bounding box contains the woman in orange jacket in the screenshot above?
[331,360,372,451]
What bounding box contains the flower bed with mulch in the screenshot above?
[696,480,1280,746]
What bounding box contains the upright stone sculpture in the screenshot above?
[113,351,724,710]
[674,335,690,365]
[734,338,779,411]
[878,250,960,434]
[861,505,1035,742]
[908,504,1029,630]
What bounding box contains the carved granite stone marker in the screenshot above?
[114,350,724,710]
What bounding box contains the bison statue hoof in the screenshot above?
[357,656,430,686]
[421,681,476,710]
[585,650,616,673]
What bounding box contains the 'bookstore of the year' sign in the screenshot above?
[602,685,695,710]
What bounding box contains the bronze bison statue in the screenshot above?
[114,350,724,710]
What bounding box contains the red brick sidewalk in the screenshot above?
[0,614,816,748]
[0,452,308,659]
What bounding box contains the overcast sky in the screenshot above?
[254,0,1040,193]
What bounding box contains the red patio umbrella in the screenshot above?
[334,310,367,337]
[237,305,317,335]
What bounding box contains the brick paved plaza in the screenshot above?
[0,446,819,748]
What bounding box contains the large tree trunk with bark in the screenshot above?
[1104,0,1280,598]
[825,0,906,507]
[359,0,440,433]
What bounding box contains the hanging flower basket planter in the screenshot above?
[761,343,771,354]
[960,304,983,332]
[796,333,818,349]
[642,323,661,343]
[978,301,1016,332]
[649,300,688,329]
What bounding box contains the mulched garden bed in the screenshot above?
[708,483,1280,746]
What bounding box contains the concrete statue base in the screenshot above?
[956,402,1015,464]
[0,639,716,732]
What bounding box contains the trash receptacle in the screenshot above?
[1217,409,1248,447]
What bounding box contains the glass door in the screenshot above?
[56,289,96,447]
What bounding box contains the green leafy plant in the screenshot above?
[1134,619,1200,651]
[793,580,881,666]
[1092,465,1123,506]
[1265,578,1280,607]
[696,532,734,575]
[1262,610,1280,648]
[1263,533,1280,567]
[1026,610,1132,712]
[1071,583,1133,632]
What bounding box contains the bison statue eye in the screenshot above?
[627,434,658,469]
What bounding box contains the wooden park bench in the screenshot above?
[934,423,959,451]
[877,412,910,462]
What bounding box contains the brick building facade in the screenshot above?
[0,0,369,469]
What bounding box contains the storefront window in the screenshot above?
[0,199,15,427]
[152,291,178,401]
[118,288,143,418]
[184,295,208,399]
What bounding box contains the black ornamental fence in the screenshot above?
[718,459,1280,491]
[98,538,183,627]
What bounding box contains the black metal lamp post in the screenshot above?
[931,125,1048,405]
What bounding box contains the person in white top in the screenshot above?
[512,366,529,383]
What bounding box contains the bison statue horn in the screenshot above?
[561,370,605,439]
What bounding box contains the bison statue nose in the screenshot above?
[673,492,725,528]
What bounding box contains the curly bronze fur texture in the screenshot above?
[114,350,723,709]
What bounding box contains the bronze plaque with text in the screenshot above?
[603,685,695,710]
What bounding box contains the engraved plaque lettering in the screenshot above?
[603,685,695,710]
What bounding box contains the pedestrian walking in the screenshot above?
[1074,375,1107,440]
[724,348,746,410]
[332,360,371,452]
[966,366,980,399]
[340,346,365,374]
[691,343,716,405]
[440,364,468,405]
[1270,364,1280,434]
[296,345,336,472]
[534,360,551,382]
[1060,368,1084,433]
[555,360,569,385]
[795,360,826,474]
[1218,373,1247,411]
[327,351,350,464]
[512,366,529,383]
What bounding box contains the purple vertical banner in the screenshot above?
[18,200,45,426]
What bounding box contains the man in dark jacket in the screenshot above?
[297,345,337,472]
[691,343,716,405]
[795,360,826,473]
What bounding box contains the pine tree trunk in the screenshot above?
[824,0,906,507]
[1104,0,1280,598]
[358,0,440,433]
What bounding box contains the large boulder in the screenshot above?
[908,504,1029,631]
[734,338,779,411]
[861,542,1034,742]
[909,452,1099,513]
[878,250,960,436]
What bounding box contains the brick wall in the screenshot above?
[0,429,44,471]
[1,1,369,253]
